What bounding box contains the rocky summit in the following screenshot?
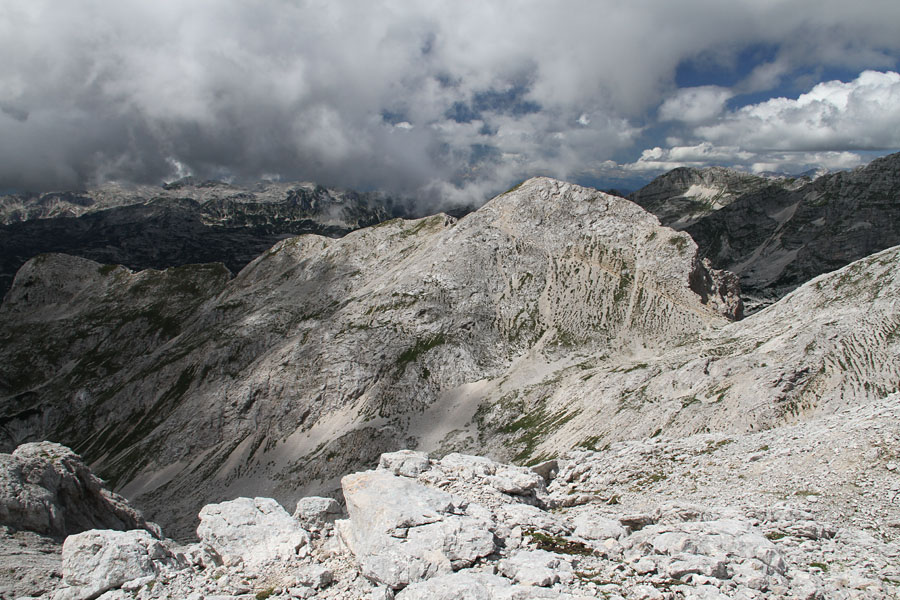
[0,163,898,599]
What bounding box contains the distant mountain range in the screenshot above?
[0,180,410,298]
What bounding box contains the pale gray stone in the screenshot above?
[572,513,626,541]
[53,529,184,600]
[395,571,576,600]
[341,470,495,589]
[498,549,574,587]
[197,497,310,568]
[378,450,431,478]
[293,496,341,533]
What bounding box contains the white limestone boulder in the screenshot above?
[377,450,431,477]
[340,470,496,589]
[52,529,184,600]
[197,497,310,568]
[571,513,626,542]
[293,496,341,534]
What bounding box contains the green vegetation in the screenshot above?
[503,180,526,195]
[396,333,447,374]
[523,529,593,556]
[578,435,605,451]
[255,587,275,600]
[700,438,733,453]
[500,406,580,463]
[668,235,689,252]
[810,562,829,572]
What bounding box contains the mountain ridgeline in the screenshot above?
[0,179,411,299]
[2,168,899,540]
[629,152,900,309]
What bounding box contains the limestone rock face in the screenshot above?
[340,470,495,589]
[197,497,310,568]
[53,529,185,600]
[0,442,157,538]
[293,496,342,535]
[628,166,791,231]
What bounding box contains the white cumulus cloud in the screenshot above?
[696,70,900,151]
[659,86,734,123]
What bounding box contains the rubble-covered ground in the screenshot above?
[3,394,900,600]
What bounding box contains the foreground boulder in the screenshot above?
[0,442,157,538]
[339,470,496,589]
[197,496,310,568]
[53,529,185,600]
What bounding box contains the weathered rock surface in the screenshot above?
[0,442,156,538]
[2,438,897,599]
[339,469,495,589]
[0,177,742,538]
[293,496,342,535]
[197,497,310,568]
[53,529,185,600]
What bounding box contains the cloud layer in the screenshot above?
[2,1,899,202]
[627,70,900,175]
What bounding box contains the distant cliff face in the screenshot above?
[0,180,403,299]
[629,152,900,310]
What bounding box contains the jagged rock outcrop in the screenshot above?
[0,177,740,538]
[0,442,157,538]
[0,179,404,298]
[631,152,900,309]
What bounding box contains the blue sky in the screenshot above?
[1,1,899,205]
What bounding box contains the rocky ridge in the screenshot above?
[627,167,800,231]
[0,177,743,538]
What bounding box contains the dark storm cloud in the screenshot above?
[1,1,899,204]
